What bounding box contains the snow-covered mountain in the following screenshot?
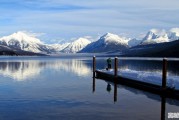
[0,31,54,53]
[80,33,129,53]
[124,39,179,57]
[140,29,169,45]
[61,37,91,53]
[168,28,179,41]
[49,43,70,52]
[128,38,142,47]
[0,28,179,55]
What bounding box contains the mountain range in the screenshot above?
[0,28,178,56]
[140,28,178,45]
[0,31,55,54]
[122,39,179,57]
[61,38,91,53]
[80,33,129,53]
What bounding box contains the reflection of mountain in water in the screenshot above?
[0,61,42,81]
[47,60,91,77]
[0,60,91,81]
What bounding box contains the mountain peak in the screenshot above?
[80,33,129,53]
[143,29,167,40]
[170,28,179,34]
[99,32,129,45]
[141,29,169,45]
[101,32,118,39]
[104,32,115,36]
[74,37,90,43]
[15,31,27,36]
[1,31,42,44]
[0,31,54,53]
[168,28,179,40]
[61,37,91,53]
[150,29,166,36]
[149,29,162,34]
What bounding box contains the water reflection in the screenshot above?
[106,83,112,93]
[93,77,118,103]
[0,61,42,80]
[113,78,118,103]
[161,96,166,120]
[0,57,177,120]
[93,78,179,120]
[51,60,91,77]
[0,60,91,81]
[92,77,95,93]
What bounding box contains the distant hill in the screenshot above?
[0,45,46,56]
[0,28,179,56]
[122,40,179,57]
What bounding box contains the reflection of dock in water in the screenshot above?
[93,56,179,100]
[92,76,179,120]
[92,77,118,103]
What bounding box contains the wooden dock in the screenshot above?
[93,56,179,100]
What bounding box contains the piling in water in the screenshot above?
[93,56,96,77]
[162,58,167,90]
[114,57,118,77]
[92,77,95,93]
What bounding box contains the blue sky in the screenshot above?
[0,0,179,43]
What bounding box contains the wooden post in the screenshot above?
[162,58,167,90]
[114,57,118,77]
[114,78,118,103]
[92,77,95,93]
[161,96,166,120]
[93,56,96,77]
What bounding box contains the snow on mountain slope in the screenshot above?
[80,33,129,53]
[0,31,53,53]
[143,29,166,40]
[49,43,70,52]
[1,28,178,54]
[168,28,179,41]
[61,38,91,53]
[100,32,128,45]
[140,29,169,45]
[0,44,13,51]
[128,38,142,47]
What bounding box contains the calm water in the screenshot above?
[0,56,178,120]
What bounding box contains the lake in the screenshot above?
[0,56,178,120]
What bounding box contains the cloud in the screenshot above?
[0,0,178,42]
[21,31,46,37]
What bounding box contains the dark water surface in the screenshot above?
[0,56,178,120]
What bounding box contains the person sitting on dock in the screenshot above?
[106,57,112,70]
